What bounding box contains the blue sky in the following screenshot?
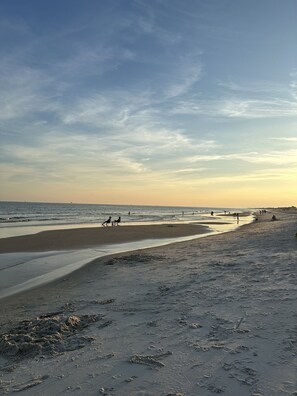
[0,0,296,207]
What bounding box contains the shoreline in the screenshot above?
[0,209,296,395]
[0,210,252,240]
[0,215,253,254]
[0,220,252,300]
[0,214,258,309]
[0,223,211,253]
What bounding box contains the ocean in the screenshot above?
[0,201,244,239]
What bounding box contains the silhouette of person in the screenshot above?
[114,216,121,226]
[102,216,112,226]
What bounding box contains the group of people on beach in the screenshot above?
[259,209,267,214]
[102,216,121,226]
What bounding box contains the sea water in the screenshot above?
[0,201,245,238]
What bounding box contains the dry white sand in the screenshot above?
[0,209,296,395]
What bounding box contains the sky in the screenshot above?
[0,0,296,208]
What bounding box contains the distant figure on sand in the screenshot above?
[113,216,121,226]
[271,215,277,221]
[102,216,112,226]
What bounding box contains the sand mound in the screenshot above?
[0,312,102,359]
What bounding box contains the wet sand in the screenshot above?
[0,223,210,253]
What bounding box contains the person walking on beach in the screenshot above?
[102,216,112,226]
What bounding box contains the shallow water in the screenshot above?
[0,215,253,300]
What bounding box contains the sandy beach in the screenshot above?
[0,209,296,395]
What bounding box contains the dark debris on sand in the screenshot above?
[105,253,165,266]
[0,312,105,360]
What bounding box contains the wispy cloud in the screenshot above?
[61,95,114,126]
[217,75,297,119]
[270,137,297,142]
[53,45,135,80]
[217,80,290,95]
[0,63,54,121]
[162,166,297,188]
[290,70,297,100]
[171,79,297,119]
[164,60,203,99]
[187,149,297,166]
[218,98,297,119]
